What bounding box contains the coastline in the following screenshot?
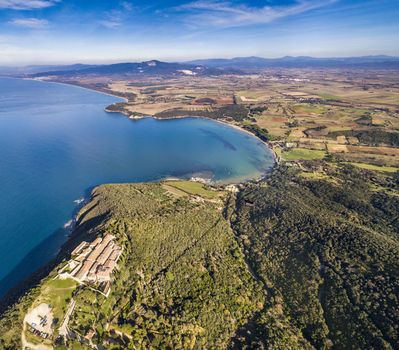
[26,77,129,103]
[7,76,281,184]
[0,190,93,314]
[23,76,277,167]
[0,79,276,313]
[102,101,279,171]
[105,107,280,174]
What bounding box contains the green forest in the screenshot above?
[0,163,398,349]
[231,163,399,349]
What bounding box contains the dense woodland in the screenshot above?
[0,163,398,349]
[154,104,250,122]
[328,129,399,147]
[231,164,399,349]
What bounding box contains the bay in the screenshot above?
[0,77,274,297]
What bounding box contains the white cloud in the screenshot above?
[100,3,134,29]
[99,10,124,29]
[176,0,336,28]
[121,1,133,12]
[10,18,48,27]
[100,19,122,28]
[0,0,59,10]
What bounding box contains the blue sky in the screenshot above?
[0,0,398,65]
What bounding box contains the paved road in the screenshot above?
[58,299,76,339]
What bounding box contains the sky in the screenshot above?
[0,0,398,65]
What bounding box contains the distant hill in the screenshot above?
[30,60,241,77]
[3,56,399,78]
[187,55,399,69]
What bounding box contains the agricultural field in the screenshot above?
[282,148,326,161]
[82,68,399,169]
[162,180,224,199]
[46,68,399,171]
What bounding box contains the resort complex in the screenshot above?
[66,233,122,296]
[20,233,123,349]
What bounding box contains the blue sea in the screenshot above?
[0,77,274,298]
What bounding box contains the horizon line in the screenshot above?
[1,54,399,68]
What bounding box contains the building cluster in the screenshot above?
[68,234,122,295]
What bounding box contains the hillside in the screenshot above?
[30,60,241,78]
[3,56,399,77]
[0,163,398,349]
[0,181,264,349]
[231,164,399,349]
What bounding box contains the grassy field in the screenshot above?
[347,162,399,173]
[282,148,326,161]
[31,277,77,337]
[163,180,222,199]
[299,171,336,183]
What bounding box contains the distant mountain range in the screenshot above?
[1,56,399,77]
[28,60,241,78]
[187,55,399,69]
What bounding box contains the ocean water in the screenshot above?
[0,77,274,297]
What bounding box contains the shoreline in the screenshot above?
[7,76,281,178]
[103,104,279,176]
[0,190,93,314]
[103,100,278,164]
[0,78,276,312]
[17,76,277,167]
[26,77,129,103]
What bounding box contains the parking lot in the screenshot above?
[24,303,54,338]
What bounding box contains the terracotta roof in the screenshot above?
[102,234,114,245]
[70,264,81,276]
[108,249,121,262]
[71,241,88,256]
[86,242,107,262]
[101,281,111,295]
[75,254,86,262]
[97,244,114,265]
[96,266,112,280]
[90,237,102,247]
[75,260,94,280]
[104,259,117,270]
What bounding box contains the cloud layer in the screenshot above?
[0,0,58,10]
[10,18,48,27]
[176,0,336,28]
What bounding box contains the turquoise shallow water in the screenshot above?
[0,77,274,297]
